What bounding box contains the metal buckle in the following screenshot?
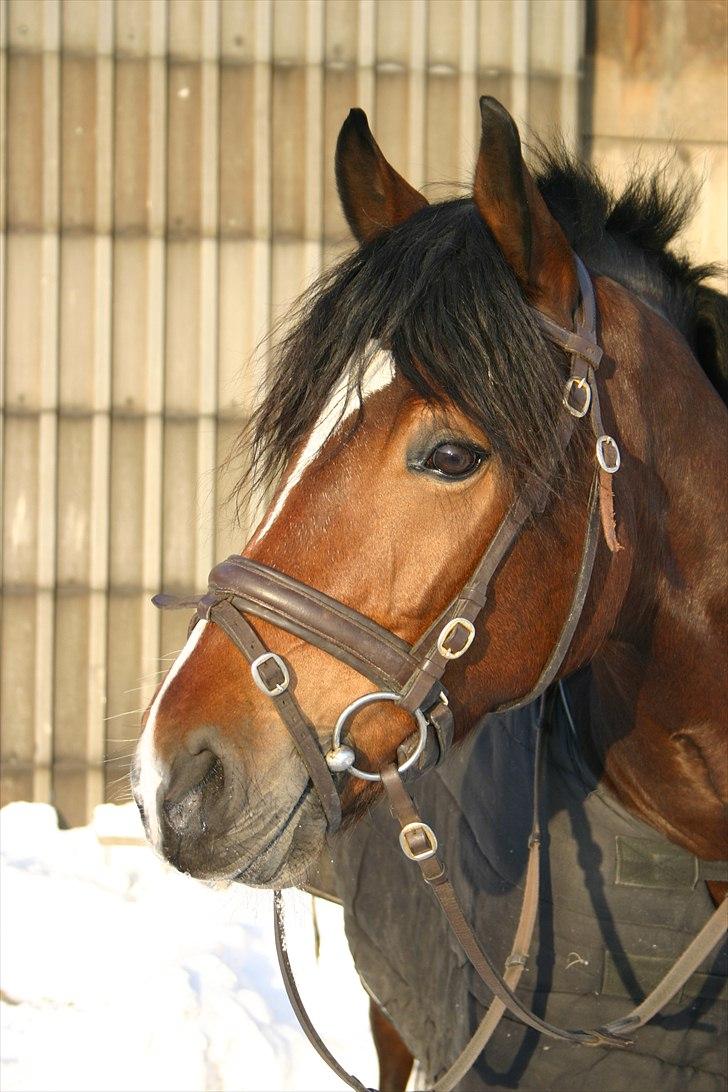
[326,692,428,782]
[436,618,475,660]
[399,821,438,861]
[595,434,621,473]
[563,375,591,418]
[505,951,528,968]
[250,652,290,697]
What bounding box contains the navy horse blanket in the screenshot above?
[326,689,727,1090]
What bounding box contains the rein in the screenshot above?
[154,256,727,1088]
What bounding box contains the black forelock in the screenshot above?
[231,151,726,515]
[236,200,566,507]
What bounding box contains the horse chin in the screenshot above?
[231,792,327,889]
[158,766,329,888]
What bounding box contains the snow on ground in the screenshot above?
[0,801,379,1092]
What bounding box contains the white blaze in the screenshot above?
[251,346,395,544]
[135,620,208,848]
[135,347,395,841]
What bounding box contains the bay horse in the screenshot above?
[133,98,727,1089]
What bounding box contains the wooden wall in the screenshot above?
[586,0,727,283]
[1,0,724,825]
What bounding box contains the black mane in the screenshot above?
[236,151,726,509]
[535,147,728,402]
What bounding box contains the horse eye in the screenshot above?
[424,442,482,478]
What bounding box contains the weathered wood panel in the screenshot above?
[587,0,727,288]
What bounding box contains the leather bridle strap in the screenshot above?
[272,686,728,1090]
[174,257,610,739]
[398,254,609,714]
[202,556,419,692]
[379,759,728,1061]
[378,761,627,1050]
[430,706,547,1091]
[273,892,374,1092]
[494,468,602,715]
[154,595,343,831]
[602,900,728,1037]
[272,703,549,1092]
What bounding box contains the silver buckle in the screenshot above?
[563,375,591,418]
[595,434,621,473]
[399,821,438,861]
[250,652,290,697]
[436,617,475,660]
[505,951,528,968]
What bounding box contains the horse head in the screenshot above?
[132,97,726,888]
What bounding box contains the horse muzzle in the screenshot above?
[132,723,326,884]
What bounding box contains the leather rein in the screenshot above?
[154,256,727,1090]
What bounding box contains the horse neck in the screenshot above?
[576,280,727,860]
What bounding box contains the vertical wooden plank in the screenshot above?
[559,0,583,153]
[4,11,62,828]
[510,0,529,129]
[251,0,272,373]
[356,0,376,119]
[107,1,167,790]
[218,44,258,407]
[425,70,459,194]
[52,3,113,823]
[163,8,200,607]
[1,418,41,804]
[241,0,273,530]
[115,0,168,58]
[0,0,6,630]
[458,0,479,182]
[140,5,167,689]
[425,0,459,193]
[214,419,246,565]
[195,0,220,589]
[220,0,257,61]
[2,21,26,714]
[407,0,426,189]
[270,0,309,478]
[32,99,59,807]
[7,0,47,50]
[86,2,113,817]
[162,0,220,603]
[373,2,411,186]
[477,0,513,109]
[303,0,325,284]
[322,65,357,243]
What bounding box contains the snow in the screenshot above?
[0,801,379,1092]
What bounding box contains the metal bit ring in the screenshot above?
[326,692,428,782]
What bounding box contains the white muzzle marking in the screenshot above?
[250,346,395,545]
[135,619,208,849]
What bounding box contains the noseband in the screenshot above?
[153,255,727,1085]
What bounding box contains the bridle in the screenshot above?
[154,255,727,1090]
[157,256,612,828]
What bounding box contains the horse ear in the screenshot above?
[335,108,428,244]
[473,96,578,324]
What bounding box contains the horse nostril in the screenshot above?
[163,749,225,836]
